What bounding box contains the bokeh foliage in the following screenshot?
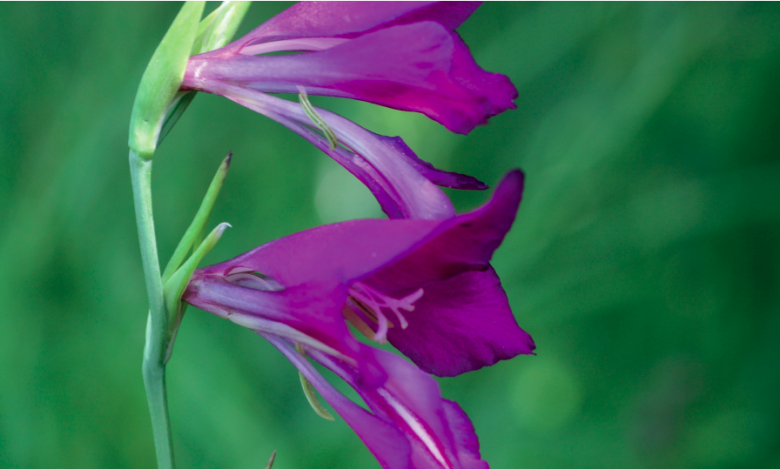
[1,2,779,468]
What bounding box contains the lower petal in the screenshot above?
[384,267,535,377]
[262,334,412,469]
[312,345,491,469]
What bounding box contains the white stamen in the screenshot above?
[349,283,423,338]
[376,389,451,469]
[229,313,355,366]
[225,268,285,292]
[240,37,350,56]
[374,309,389,344]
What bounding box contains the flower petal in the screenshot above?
[220,1,481,55]
[440,400,489,469]
[364,170,524,288]
[187,22,517,134]
[358,171,534,375]
[263,334,412,469]
[384,267,535,377]
[193,218,438,288]
[187,84,456,219]
[310,344,490,469]
[183,274,363,362]
[379,135,487,190]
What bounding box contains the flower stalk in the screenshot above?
[130,149,174,469]
[128,2,248,468]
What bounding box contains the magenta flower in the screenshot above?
[184,170,533,377]
[183,171,532,468]
[184,1,517,135]
[180,2,519,221]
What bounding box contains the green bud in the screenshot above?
[157,2,252,147]
[129,1,205,158]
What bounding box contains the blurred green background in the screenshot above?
[1,2,779,468]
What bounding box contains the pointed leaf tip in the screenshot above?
[215,221,232,234]
[264,450,277,469]
[162,154,232,282]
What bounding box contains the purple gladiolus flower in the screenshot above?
[180,2,519,221]
[183,171,533,467]
[184,170,533,376]
[184,1,517,135]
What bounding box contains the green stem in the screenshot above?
[130,149,175,469]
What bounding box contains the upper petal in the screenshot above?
[365,170,525,287]
[188,22,517,134]
[218,1,481,56]
[193,218,438,288]
[359,171,534,375]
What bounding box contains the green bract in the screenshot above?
[159,2,252,146]
[129,1,204,159]
[129,1,250,158]
[161,153,233,362]
[193,1,251,54]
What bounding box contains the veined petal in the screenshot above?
[310,344,489,469]
[211,1,481,57]
[262,334,412,469]
[186,22,517,134]
[183,274,361,363]
[384,267,535,377]
[440,401,489,469]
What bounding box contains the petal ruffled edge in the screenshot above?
[383,267,536,377]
